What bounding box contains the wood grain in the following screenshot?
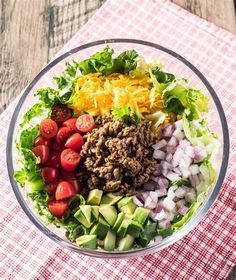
[172,0,236,33]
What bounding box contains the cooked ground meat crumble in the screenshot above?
[78,116,156,194]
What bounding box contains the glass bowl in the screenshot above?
[6,39,229,258]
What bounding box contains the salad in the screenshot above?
[14,47,219,251]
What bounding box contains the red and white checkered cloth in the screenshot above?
[0,0,235,279]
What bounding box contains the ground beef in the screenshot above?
[78,116,156,195]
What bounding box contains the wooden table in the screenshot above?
[0,0,235,278]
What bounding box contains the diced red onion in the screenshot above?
[173,167,182,176]
[185,145,195,158]
[141,192,149,200]
[172,147,184,167]
[161,160,172,170]
[133,196,143,207]
[159,219,171,229]
[149,175,159,183]
[154,235,163,243]
[167,136,178,147]
[179,165,191,178]
[163,125,173,137]
[166,212,175,221]
[179,139,191,149]
[149,191,158,204]
[194,146,207,162]
[165,153,173,163]
[166,172,181,182]
[185,190,196,203]
[178,206,189,215]
[144,196,156,209]
[166,146,177,154]
[179,154,192,169]
[189,164,199,175]
[152,139,167,150]
[157,177,169,189]
[152,210,166,221]
[152,164,162,176]
[156,189,167,197]
[174,119,183,129]
[153,149,165,160]
[162,168,169,177]
[173,128,185,140]
[175,186,186,198]
[143,181,155,191]
[176,199,186,208]
[153,203,165,213]
[167,185,178,200]
[199,164,210,183]
[163,197,176,211]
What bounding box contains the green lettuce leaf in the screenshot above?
[112,105,141,126]
[14,170,27,187]
[34,88,59,107]
[17,126,39,149]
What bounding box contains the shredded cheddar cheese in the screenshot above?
[69,73,164,117]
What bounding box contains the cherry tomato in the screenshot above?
[48,199,68,218]
[63,118,78,131]
[46,151,61,168]
[65,133,84,151]
[45,181,58,194]
[51,104,71,124]
[52,141,63,152]
[68,180,81,193]
[76,114,95,133]
[40,119,58,139]
[60,170,76,181]
[42,167,59,182]
[32,145,49,164]
[55,181,76,200]
[56,126,74,145]
[60,148,81,172]
[34,136,52,147]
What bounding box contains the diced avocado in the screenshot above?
[90,223,98,235]
[104,230,116,251]
[118,234,134,251]
[80,205,92,223]
[27,173,44,192]
[120,204,137,217]
[97,216,110,239]
[91,206,99,221]
[87,189,103,205]
[99,205,117,226]
[117,218,130,237]
[76,235,97,249]
[132,207,150,225]
[136,237,149,247]
[112,212,125,232]
[127,220,142,238]
[117,196,134,210]
[100,193,123,205]
[74,209,92,228]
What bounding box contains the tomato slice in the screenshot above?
[42,167,59,182]
[32,145,49,164]
[60,148,81,172]
[65,133,84,151]
[40,119,58,139]
[46,151,61,168]
[34,136,52,147]
[51,104,71,124]
[45,181,58,194]
[68,180,81,193]
[76,114,95,133]
[48,200,68,218]
[56,127,74,145]
[60,170,76,181]
[55,181,76,200]
[63,118,78,131]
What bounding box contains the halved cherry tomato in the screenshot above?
[65,133,84,151]
[32,145,49,164]
[56,126,74,145]
[40,119,58,139]
[34,136,52,147]
[52,141,63,152]
[76,114,95,133]
[63,118,78,131]
[60,148,81,172]
[51,104,71,124]
[55,181,76,200]
[45,181,58,194]
[42,167,59,182]
[46,151,60,168]
[68,180,81,193]
[60,170,76,181]
[48,199,68,218]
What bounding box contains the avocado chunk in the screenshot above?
[91,206,99,221]
[99,205,117,226]
[104,230,116,251]
[112,212,125,232]
[80,205,92,223]
[90,223,98,235]
[117,218,130,237]
[87,189,103,205]
[117,196,134,210]
[132,207,150,225]
[97,216,110,239]
[74,209,92,228]
[120,203,137,217]
[100,193,123,205]
[127,220,142,238]
[76,235,97,249]
[118,234,134,251]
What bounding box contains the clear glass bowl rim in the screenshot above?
[6,38,229,259]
